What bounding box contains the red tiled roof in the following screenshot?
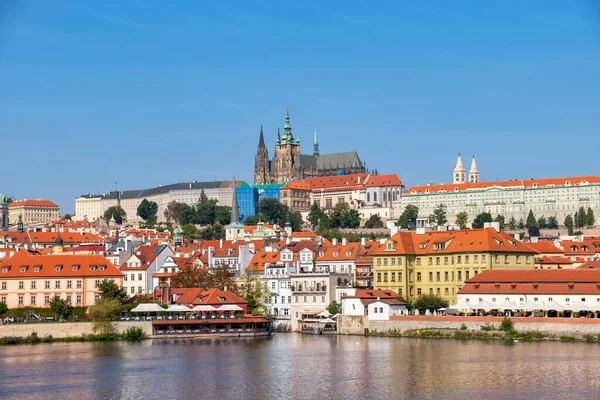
[281,181,310,191]
[364,174,403,188]
[9,199,59,208]
[538,256,573,265]
[344,289,400,299]
[316,242,361,261]
[175,288,247,306]
[0,250,121,278]
[28,232,106,244]
[247,251,280,272]
[406,176,600,194]
[524,241,563,254]
[120,245,165,270]
[291,232,317,238]
[306,173,369,191]
[578,259,600,269]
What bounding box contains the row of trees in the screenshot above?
[103,199,160,226]
[164,190,231,226]
[243,198,303,232]
[308,202,362,232]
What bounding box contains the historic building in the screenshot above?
[394,155,600,227]
[254,108,366,185]
[8,200,60,226]
[0,193,8,231]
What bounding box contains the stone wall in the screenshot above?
[339,315,600,337]
[0,321,152,338]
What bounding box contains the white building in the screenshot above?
[395,159,600,227]
[120,244,174,296]
[341,289,406,319]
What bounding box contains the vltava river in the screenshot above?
[1,334,600,399]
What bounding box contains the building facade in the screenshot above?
[9,200,60,226]
[395,158,600,227]
[372,227,538,304]
[0,194,8,231]
[75,181,239,223]
[254,108,366,185]
[0,250,123,308]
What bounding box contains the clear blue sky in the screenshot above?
[1,1,599,213]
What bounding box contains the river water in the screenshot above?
[1,334,600,399]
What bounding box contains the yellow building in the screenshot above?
[373,228,538,304]
[0,249,123,309]
[9,199,60,226]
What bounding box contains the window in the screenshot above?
[95,294,100,302]
[31,281,36,289]
[457,256,462,264]
[398,258,402,265]
[444,288,449,295]
[465,256,470,264]
[1,296,6,303]
[444,257,449,265]
[288,296,291,303]
[436,288,441,295]
[377,272,381,282]
[67,280,72,289]
[18,295,24,305]
[494,255,499,263]
[18,281,24,290]
[391,272,396,282]
[274,297,277,304]
[271,282,276,290]
[138,274,143,281]
[391,258,395,266]
[417,288,422,295]
[130,287,135,294]
[45,296,50,304]
[474,255,478,263]
[55,281,61,289]
[429,272,433,282]
[281,296,285,304]
[516,256,521,264]
[444,272,449,281]
[131,273,135,281]
[94,280,100,288]
[428,257,433,265]
[416,272,421,282]
[374,307,378,313]
[66,295,72,304]
[138,287,142,293]
[383,258,388,266]
[124,274,128,281]
[436,272,440,282]
[429,288,433,294]
[482,255,487,263]
[398,272,402,282]
[504,255,509,264]
[526,256,530,264]
[416,258,421,266]
[383,272,388,282]
[465,271,470,280]
[77,280,82,289]
[30,295,36,305]
[0,282,5,290]
[76,294,82,304]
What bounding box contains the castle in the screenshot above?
[254,108,366,184]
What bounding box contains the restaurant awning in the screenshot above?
[192,305,217,312]
[565,301,588,311]
[474,300,494,310]
[316,310,331,318]
[131,303,165,313]
[518,301,539,310]
[216,304,244,311]
[449,302,471,310]
[544,300,564,311]
[495,300,515,311]
[166,305,191,312]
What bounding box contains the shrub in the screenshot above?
[460,323,468,331]
[559,335,576,342]
[123,326,146,341]
[583,334,596,343]
[500,317,514,332]
[480,324,495,331]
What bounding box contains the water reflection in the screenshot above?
[1,335,600,399]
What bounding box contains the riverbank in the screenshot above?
[339,315,600,342]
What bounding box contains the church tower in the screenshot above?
[469,155,479,183]
[273,107,301,183]
[254,126,271,184]
[313,123,320,158]
[453,154,466,184]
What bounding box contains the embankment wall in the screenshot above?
[0,321,152,338]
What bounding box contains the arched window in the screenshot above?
[383,191,387,202]
[374,192,378,203]
[367,192,370,203]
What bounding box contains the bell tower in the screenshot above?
[254,125,271,184]
[453,154,466,184]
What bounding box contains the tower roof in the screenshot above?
[470,155,479,172]
[227,178,243,228]
[54,233,64,246]
[313,123,320,157]
[258,125,265,148]
[454,153,465,171]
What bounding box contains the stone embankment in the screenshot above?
[339,315,600,340]
[0,321,152,339]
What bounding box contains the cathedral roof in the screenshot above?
[295,152,363,170]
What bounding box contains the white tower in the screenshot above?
[469,155,479,183]
[453,154,466,184]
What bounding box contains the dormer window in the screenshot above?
[318,252,324,257]
[333,251,339,257]
[99,266,105,271]
[1,267,8,273]
[90,266,96,271]
[218,296,225,303]
[72,266,78,271]
[55,266,61,272]
[33,267,40,272]
[346,251,352,256]
[566,180,571,185]
[20,267,27,273]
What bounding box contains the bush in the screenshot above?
[460,323,468,331]
[480,324,495,331]
[123,326,146,341]
[500,317,514,332]
[559,335,576,342]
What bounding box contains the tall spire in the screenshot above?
[276,127,281,145]
[453,153,466,184]
[469,155,480,183]
[230,178,239,224]
[469,155,478,172]
[282,106,293,142]
[313,123,320,158]
[258,125,265,147]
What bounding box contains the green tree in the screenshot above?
[364,214,384,229]
[88,298,122,333]
[413,294,449,313]
[327,300,342,315]
[396,205,419,229]
[243,215,260,226]
[328,202,361,229]
[455,211,469,230]
[50,296,72,320]
[0,302,7,315]
[432,204,447,227]
[547,216,558,229]
[574,206,587,228]
[537,216,547,229]
[137,199,158,225]
[181,224,200,240]
[564,214,574,235]
[493,215,505,229]
[517,218,525,229]
[104,206,127,224]
[507,216,517,230]
[172,267,210,288]
[201,224,225,240]
[258,198,283,223]
[308,203,323,228]
[283,209,303,232]
[164,201,184,223]
[63,214,72,221]
[525,210,537,228]
[472,212,493,228]
[586,207,595,227]
[99,279,128,304]
[214,205,231,225]
[177,203,195,225]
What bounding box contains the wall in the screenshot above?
[338,315,368,335]
[0,321,152,338]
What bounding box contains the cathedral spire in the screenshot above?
[313,123,320,158]
[282,106,293,143]
[276,127,281,145]
[453,153,466,184]
[258,125,265,148]
[469,155,480,183]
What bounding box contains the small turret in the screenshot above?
[469,155,479,183]
[453,153,466,184]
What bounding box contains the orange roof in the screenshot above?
[364,174,403,188]
[538,256,573,265]
[175,288,247,306]
[578,259,600,269]
[0,250,121,278]
[524,241,563,254]
[343,289,400,299]
[373,228,536,256]
[562,240,599,256]
[243,224,282,234]
[247,251,280,272]
[28,232,106,244]
[316,242,361,261]
[281,181,310,191]
[306,173,369,191]
[9,199,59,208]
[406,176,600,194]
[291,232,317,239]
[459,268,600,295]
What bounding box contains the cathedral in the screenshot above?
[254,108,366,184]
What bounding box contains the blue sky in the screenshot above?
[1,1,599,213]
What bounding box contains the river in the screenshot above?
[1,334,600,399]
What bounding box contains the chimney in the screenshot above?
[342,238,347,246]
[219,239,224,249]
[416,228,426,235]
[286,236,291,245]
[360,237,366,246]
[332,238,338,246]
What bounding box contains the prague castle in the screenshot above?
[254,108,366,184]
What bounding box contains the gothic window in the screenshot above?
[383,192,387,202]
[367,192,370,202]
[374,192,378,203]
